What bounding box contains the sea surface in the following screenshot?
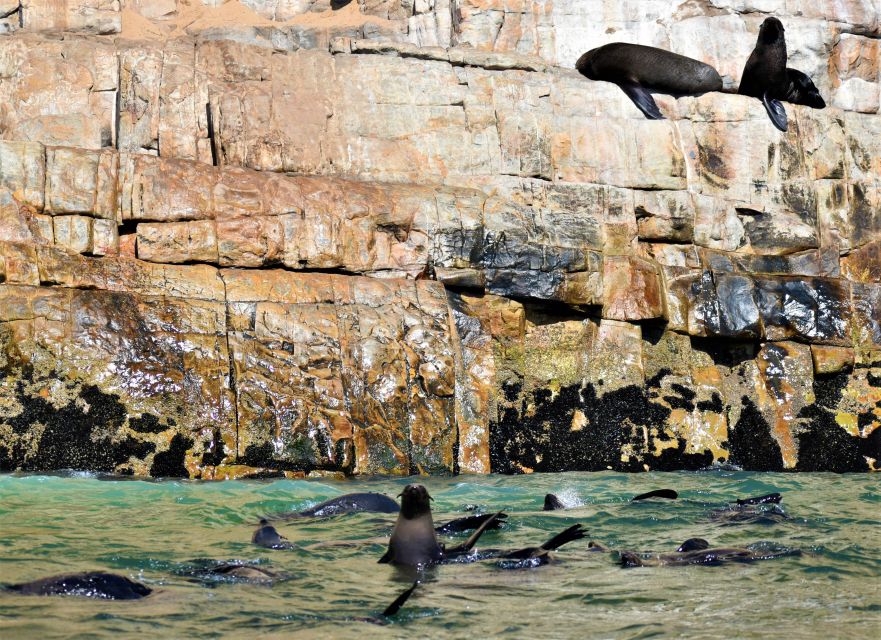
[0,471,879,639]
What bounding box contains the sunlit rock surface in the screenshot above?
[0,0,880,476]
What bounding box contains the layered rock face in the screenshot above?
[0,0,880,476]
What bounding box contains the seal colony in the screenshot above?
[0,483,803,622]
[576,17,826,130]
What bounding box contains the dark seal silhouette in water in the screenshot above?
[544,493,566,511]
[736,492,782,506]
[494,524,587,568]
[618,539,801,567]
[631,488,678,501]
[270,492,506,533]
[738,17,790,131]
[177,560,286,585]
[272,492,400,520]
[252,519,298,550]
[378,484,502,567]
[5,572,152,600]
[576,43,722,119]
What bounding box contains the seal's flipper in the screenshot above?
[540,524,587,551]
[632,489,678,501]
[445,511,502,555]
[735,492,782,506]
[543,494,566,511]
[435,512,507,534]
[677,538,710,552]
[377,549,393,564]
[382,581,418,617]
[762,93,788,131]
[619,83,664,119]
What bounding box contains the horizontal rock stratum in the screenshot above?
[0,0,880,476]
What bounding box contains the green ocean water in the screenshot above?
[0,471,879,639]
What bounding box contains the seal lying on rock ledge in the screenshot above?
[738,17,794,131]
[576,43,723,119]
[4,572,152,599]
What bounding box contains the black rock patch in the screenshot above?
[150,434,193,478]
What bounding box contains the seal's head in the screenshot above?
[789,71,825,108]
[575,47,602,79]
[399,484,433,519]
[759,17,784,44]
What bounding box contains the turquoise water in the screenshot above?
[1,471,879,639]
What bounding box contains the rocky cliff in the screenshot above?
[0,0,880,477]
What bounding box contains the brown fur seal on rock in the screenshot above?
[5,572,152,599]
[782,69,826,109]
[378,484,502,567]
[738,17,790,131]
[576,43,723,119]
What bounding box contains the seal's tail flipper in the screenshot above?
[676,538,710,552]
[540,524,587,551]
[435,512,508,534]
[735,492,782,506]
[632,489,678,501]
[382,581,418,617]
[543,494,566,511]
[445,511,503,555]
[762,93,788,131]
[619,83,665,119]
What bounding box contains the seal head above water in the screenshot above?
[576,43,723,119]
[378,484,501,567]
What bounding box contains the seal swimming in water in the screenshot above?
[631,489,678,501]
[378,484,502,567]
[252,519,298,550]
[494,524,587,568]
[738,17,790,131]
[177,561,286,585]
[576,43,723,120]
[544,493,566,511]
[618,539,801,567]
[272,492,400,520]
[5,572,152,600]
[709,492,788,526]
[270,492,507,533]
